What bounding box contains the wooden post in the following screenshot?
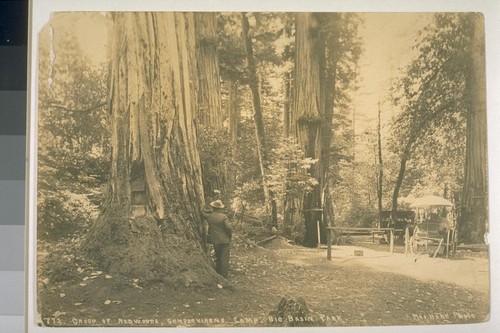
[389,229,394,254]
[433,238,444,258]
[409,230,414,255]
[317,221,321,248]
[452,228,457,254]
[446,229,451,259]
[404,227,409,255]
[327,228,332,260]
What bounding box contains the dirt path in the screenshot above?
[325,245,489,293]
[229,241,489,326]
[37,239,490,328]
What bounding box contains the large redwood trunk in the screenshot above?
[294,13,322,247]
[195,12,227,195]
[195,12,223,129]
[283,71,293,138]
[460,13,488,244]
[294,13,339,247]
[83,12,219,287]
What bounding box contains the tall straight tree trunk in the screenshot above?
[241,13,267,164]
[195,12,223,128]
[294,13,322,247]
[318,34,337,243]
[461,13,488,244]
[241,12,277,226]
[376,100,384,228]
[228,79,240,147]
[283,71,292,137]
[282,70,295,231]
[83,12,219,286]
[195,13,226,195]
[294,13,339,247]
[227,78,240,191]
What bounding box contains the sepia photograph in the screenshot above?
[27,2,494,331]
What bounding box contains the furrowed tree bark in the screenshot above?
[83,12,220,287]
[195,12,227,195]
[319,14,339,242]
[294,13,339,247]
[195,12,223,128]
[294,13,323,247]
[461,13,488,244]
[282,70,294,233]
[283,71,292,137]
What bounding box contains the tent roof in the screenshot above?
[409,195,454,208]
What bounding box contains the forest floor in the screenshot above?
[37,234,490,328]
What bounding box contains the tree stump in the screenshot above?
[267,297,325,327]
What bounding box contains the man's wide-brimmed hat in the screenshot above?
[210,200,225,209]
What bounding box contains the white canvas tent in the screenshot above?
[409,195,454,208]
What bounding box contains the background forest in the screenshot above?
[36,12,487,287]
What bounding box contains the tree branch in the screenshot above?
[408,55,454,100]
[390,99,457,217]
[402,99,457,159]
[41,101,108,113]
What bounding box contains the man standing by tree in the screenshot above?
[202,200,233,278]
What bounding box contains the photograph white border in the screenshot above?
[26,1,500,332]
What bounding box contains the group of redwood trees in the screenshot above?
[80,12,365,284]
[39,12,488,286]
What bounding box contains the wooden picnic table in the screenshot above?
[326,227,395,260]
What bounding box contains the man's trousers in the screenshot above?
[213,243,230,278]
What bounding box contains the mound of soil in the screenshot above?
[259,236,294,250]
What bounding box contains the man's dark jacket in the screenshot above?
[203,211,232,244]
